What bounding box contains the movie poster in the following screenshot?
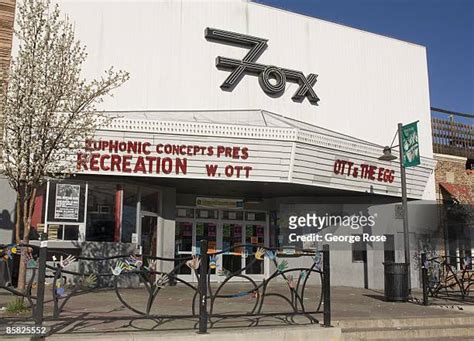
[54,184,81,220]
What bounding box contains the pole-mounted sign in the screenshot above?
[401,121,420,167]
[205,28,320,105]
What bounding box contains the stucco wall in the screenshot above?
[0,176,15,244]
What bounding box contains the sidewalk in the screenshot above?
[0,285,473,338]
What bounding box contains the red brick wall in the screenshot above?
[0,0,16,161]
[0,0,15,68]
[434,154,473,203]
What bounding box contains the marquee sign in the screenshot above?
[205,28,320,105]
[333,159,395,183]
[76,139,253,179]
[72,116,435,199]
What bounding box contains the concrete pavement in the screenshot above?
[0,284,473,339]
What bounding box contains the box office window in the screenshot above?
[86,183,116,242]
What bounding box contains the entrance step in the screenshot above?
[382,337,474,341]
[341,324,474,340]
[337,316,474,329]
[338,316,474,340]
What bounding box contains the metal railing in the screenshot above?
[431,107,474,158]
[421,253,473,305]
[0,241,331,335]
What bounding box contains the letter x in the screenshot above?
[283,68,319,104]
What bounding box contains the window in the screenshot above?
[196,209,218,219]
[245,211,266,222]
[176,208,194,218]
[221,210,244,220]
[466,159,473,171]
[47,224,79,241]
[141,188,159,213]
[122,186,138,243]
[46,181,86,241]
[86,183,116,242]
[352,237,367,262]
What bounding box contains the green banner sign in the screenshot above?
[401,121,420,167]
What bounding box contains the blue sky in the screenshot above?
[256,0,474,118]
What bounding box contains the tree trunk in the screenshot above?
[15,194,21,244]
[16,252,28,293]
[16,186,36,293]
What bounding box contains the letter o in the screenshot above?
[225,165,234,177]
[259,66,286,95]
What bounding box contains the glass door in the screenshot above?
[222,223,244,275]
[244,223,265,276]
[243,211,267,280]
[174,220,194,280]
[195,221,218,276]
[175,207,268,282]
[220,210,267,281]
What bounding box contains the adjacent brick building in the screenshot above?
[432,110,473,204]
[431,109,473,265]
[0,0,16,158]
[435,154,473,204]
[0,0,15,67]
[0,0,16,245]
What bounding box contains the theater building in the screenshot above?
[2,0,439,289]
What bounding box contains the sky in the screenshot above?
[255,0,474,119]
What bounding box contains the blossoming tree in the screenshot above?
[0,0,129,291]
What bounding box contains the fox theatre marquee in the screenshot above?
[73,111,434,200]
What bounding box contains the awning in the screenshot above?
[440,182,472,204]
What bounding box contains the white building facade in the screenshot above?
[3,0,438,289]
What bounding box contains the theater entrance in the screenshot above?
[174,207,269,282]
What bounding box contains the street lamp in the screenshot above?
[379,146,398,162]
[378,123,411,292]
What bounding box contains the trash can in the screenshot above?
[383,262,409,302]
